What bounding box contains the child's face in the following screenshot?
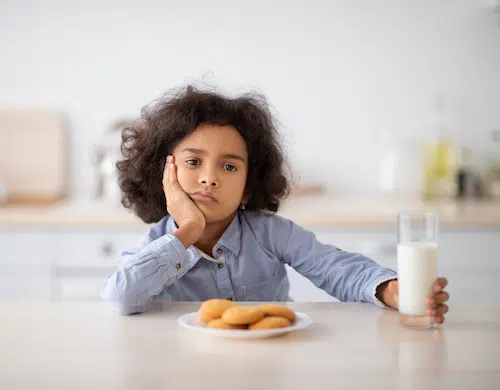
[172,124,249,224]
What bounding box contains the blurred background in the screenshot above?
[1,0,499,304]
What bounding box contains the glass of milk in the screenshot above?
[397,211,438,328]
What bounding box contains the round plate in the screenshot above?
[177,311,313,339]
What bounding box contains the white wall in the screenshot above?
[1,0,500,198]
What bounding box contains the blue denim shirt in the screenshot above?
[101,211,397,314]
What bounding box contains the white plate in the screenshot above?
[177,311,313,339]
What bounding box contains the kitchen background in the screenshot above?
[1,0,500,304]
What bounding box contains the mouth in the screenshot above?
[190,192,217,202]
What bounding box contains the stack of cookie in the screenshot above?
[198,299,296,330]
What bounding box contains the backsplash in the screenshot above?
[1,0,499,198]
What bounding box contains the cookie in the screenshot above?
[199,299,239,323]
[207,318,247,330]
[221,306,265,325]
[249,316,291,330]
[258,304,296,322]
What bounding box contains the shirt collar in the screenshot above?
[217,212,242,257]
[165,212,242,257]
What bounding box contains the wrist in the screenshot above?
[376,280,395,308]
[172,222,204,248]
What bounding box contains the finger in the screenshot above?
[435,291,449,304]
[434,315,445,324]
[170,159,178,184]
[434,277,448,293]
[427,291,449,306]
[427,304,449,317]
[163,157,170,183]
[167,156,175,184]
[388,280,398,293]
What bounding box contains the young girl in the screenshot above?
[101,86,449,323]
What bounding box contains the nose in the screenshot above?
[198,165,219,187]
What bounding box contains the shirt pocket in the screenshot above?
[241,265,287,301]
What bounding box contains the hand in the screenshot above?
[163,155,206,246]
[377,277,450,324]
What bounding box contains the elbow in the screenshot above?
[101,278,150,316]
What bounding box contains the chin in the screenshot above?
[197,205,238,224]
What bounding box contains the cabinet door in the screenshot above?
[0,230,53,301]
[51,229,144,301]
[438,230,500,303]
[54,230,145,267]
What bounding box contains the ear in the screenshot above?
[241,192,250,205]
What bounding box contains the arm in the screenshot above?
[276,218,397,306]
[101,223,200,315]
[103,155,206,315]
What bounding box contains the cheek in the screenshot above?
[175,166,195,190]
[232,172,247,194]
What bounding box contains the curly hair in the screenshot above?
[117,85,292,224]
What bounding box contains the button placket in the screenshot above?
[213,251,235,301]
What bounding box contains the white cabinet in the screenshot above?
[0,229,53,301]
[51,229,144,301]
[438,231,500,303]
[0,228,144,302]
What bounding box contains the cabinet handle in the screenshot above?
[101,242,114,256]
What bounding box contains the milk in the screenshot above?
[397,242,437,316]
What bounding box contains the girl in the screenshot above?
[101,86,449,322]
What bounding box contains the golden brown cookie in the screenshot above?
[249,316,291,330]
[206,318,247,330]
[258,304,296,322]
[198,299,239,323]
[221,306,265,325]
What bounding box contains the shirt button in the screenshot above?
[226,297,233,301]
[175,263,181,269]
[216,248,223,255]
[218,263,224,269]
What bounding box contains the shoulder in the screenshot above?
[137,215,170,245]
[239,211,317,258]
[241,210,294,233]
[240,210,310,247]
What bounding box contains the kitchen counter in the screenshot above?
[1,195,500,228]
[1,302,499,389]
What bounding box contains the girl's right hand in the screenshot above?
[163,155,206,246]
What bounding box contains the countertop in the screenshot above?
[1,302,499,390]
[1,195,500,228]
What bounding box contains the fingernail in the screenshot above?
[167,155,172,163]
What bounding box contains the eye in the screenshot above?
[186,159,199,166]
[224,164,237,172]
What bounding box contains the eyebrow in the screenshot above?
[180,148,246,163]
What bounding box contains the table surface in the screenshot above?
[1,302,499,390]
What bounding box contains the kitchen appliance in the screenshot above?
[92,119,134,204]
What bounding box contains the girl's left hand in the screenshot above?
[378,277,450,324]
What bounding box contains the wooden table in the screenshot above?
[1,302,499,389]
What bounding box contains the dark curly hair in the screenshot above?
[117,85,292,224]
